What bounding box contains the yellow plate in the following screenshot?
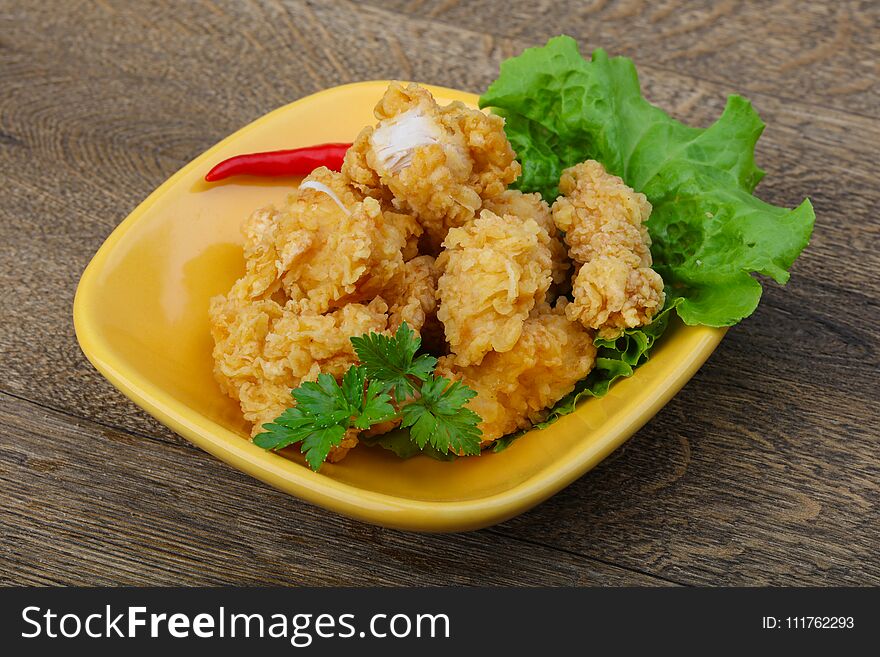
[74,81,725,532]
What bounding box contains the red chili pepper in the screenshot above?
[204,143,352,182]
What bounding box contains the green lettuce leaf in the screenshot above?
[480,35,814,328]
[478,35,814,433]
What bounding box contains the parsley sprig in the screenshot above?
[349,323,437,401]
[254,323,482,471]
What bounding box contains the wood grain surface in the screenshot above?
[1,0,878,586]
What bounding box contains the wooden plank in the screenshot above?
[361,0,880,118]
[0,393,671,586]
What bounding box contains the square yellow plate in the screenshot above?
[74,81,724,532]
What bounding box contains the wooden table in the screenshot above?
[1,0,877,586]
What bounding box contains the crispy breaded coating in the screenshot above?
[209,289,388,445]
[436,303,596,443]
[482,189,571,292]
[569,257,665,338]
[436,210,553,366]
[552,160,664,338]
[209,167,421,460]
[383,255,439,335]
[343,82,520,250]
[242,167,420,314]
[386,254,448,355]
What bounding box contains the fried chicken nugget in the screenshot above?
[482,189,571,292]
[241,167,420,313]
[436,210,553,366]
[436,303,597,443]
[209,289,388,444]
[343,82,520,251]
[552,160,664,338]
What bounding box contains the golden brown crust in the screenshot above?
[237,167,419,316]
[436,304,597,443]
[482,189,571,292]
[326,428,360,463]
[552,160,665,338]
[209,293,388,436]
[436,210,553,367]
[342,82,520,251]
[567,257,665,340]
[383,254,439,335]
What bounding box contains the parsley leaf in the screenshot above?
[253,404,350,471]
[252,407,314,451]
[340,365,368,410]
[300,424,349,471]
[351,322,437,401]
[355,379,397,429]
[339,366,396,428]
[401,376,482,456]
[255,327,483,471]
[293,373,351,422]
[253,369,395,471]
